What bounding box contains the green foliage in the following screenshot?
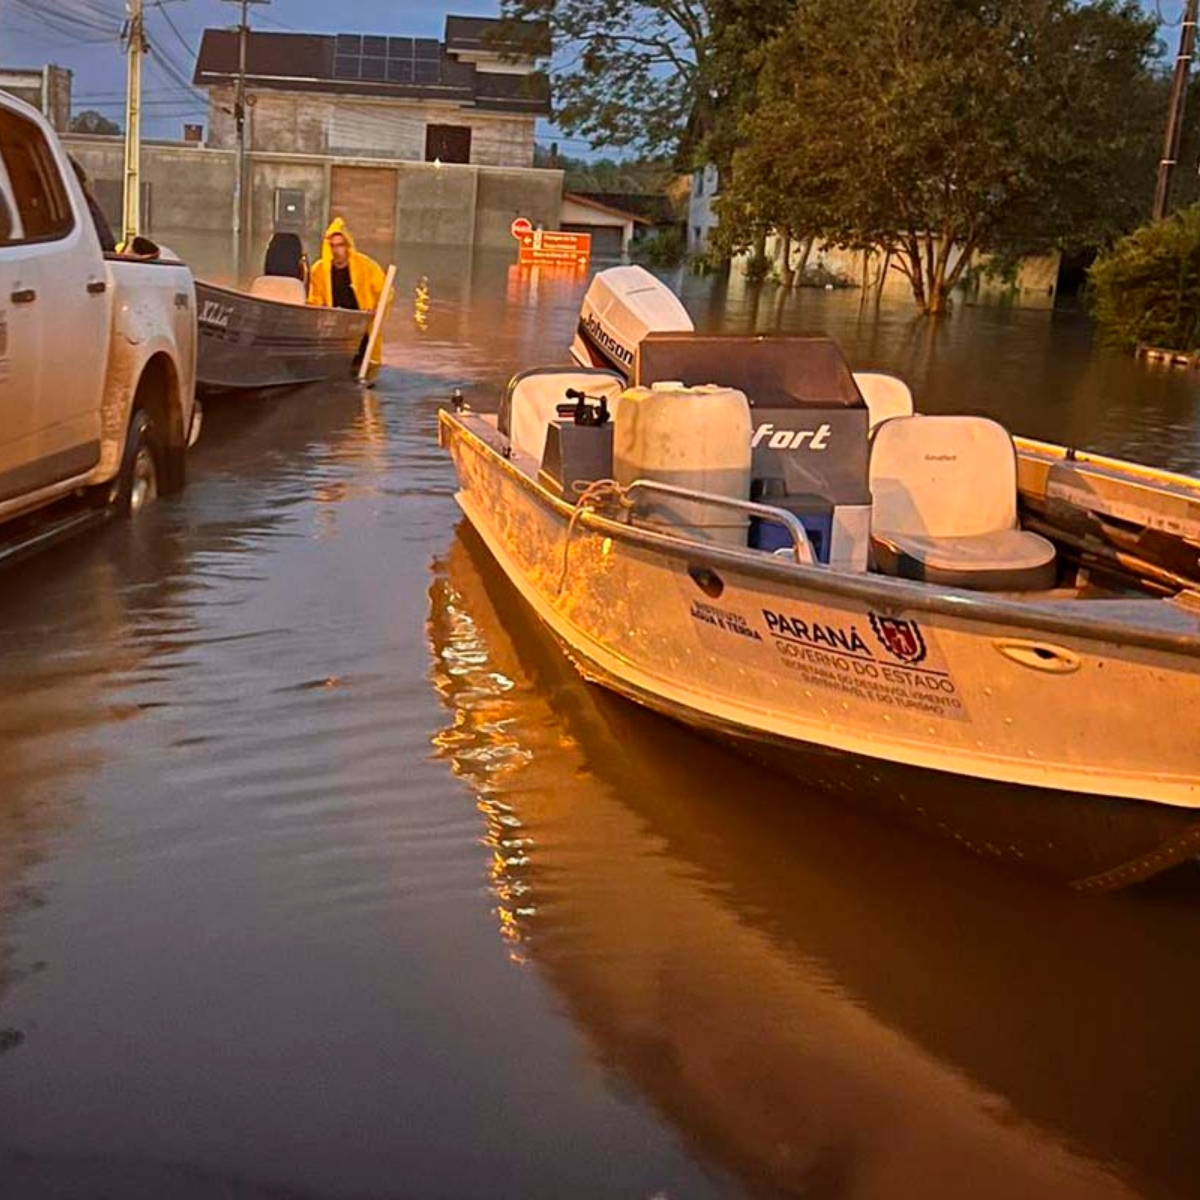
[534,146,679,193]
[636,225,687,267]
[504,0,795,169]
[716,0,1160,314]
[1090,206,1200,352]
[69,109,121,136]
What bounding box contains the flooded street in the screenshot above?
[3,249,1200,1198]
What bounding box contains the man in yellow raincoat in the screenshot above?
[308,217,391,373]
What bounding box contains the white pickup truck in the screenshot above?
[0,92,199,554]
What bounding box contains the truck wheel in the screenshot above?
[113,408,163,518]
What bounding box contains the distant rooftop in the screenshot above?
[193,15,550,115]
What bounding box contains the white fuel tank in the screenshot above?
[614,384,752,546]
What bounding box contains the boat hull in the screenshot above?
[195,281,371,392]
[441,409,1200,887]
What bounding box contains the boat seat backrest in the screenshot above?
[250,275,308,305]
[853,372,915,431]
[870,415,1018,538]
[502,368,625,462]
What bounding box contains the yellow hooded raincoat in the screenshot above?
[307,218,392,367]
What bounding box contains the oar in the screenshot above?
[358,263,398,385]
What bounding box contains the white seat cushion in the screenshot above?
[853,372,915,431]
[870,415,1057,590]
[503,369,624,463]
[250,275,307,305]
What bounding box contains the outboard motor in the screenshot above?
[571,265,693,378]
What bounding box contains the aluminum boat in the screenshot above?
[195,278,370,393]
[438,268,1200,889]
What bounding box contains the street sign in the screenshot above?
[510,216,533,238]
[516,228,591,270]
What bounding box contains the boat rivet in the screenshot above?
[1004,716,1014,726]
[983,687,993,697]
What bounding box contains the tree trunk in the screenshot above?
[779,227,795,289]
[796,235,815,283]
[874,248,892,307]
[903,238,927,310]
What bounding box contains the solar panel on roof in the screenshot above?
[329,32,444,87]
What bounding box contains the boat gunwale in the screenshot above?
[441,407,1200,656]
[195,279,374,332]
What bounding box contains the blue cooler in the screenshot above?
[749,480,834,562]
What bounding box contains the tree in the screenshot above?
[715,0,1160,314]
[1090,204,1200,352]
[69,110,122,136]
[502,0,794,169]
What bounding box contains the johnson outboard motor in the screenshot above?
[571,265,693,379]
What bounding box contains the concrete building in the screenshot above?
[560,193,648,259]
[195,16,548,168]
[65,133,564,267]
[0,65,72,131]
[60,15,564,266]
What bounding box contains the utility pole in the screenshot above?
[122,0,146,245]
[222,0,269,282]
[1153,0,1199,221]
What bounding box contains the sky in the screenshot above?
[0,0,1191,145]
[0,0,588,148]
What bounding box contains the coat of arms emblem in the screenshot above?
[869,613,928,665]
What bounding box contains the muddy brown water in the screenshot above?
[2,249,1200,1199]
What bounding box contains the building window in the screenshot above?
[693,170,704,199]
[425,124,472,164]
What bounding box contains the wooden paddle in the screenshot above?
[359,264,398,385]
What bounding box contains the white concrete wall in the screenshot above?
[208,87,537,168]
[559,196,634,254]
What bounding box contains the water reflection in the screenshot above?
[430,521,1200,1200]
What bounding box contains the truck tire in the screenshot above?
[112,407,164,518]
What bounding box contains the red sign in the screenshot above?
[516,228,592,270]
[510,216,533,238]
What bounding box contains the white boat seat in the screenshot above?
[853,372,915,431]
[250,275,307,305]
[500,368,624,462]
[869,415,1057,591]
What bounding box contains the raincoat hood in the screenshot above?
[320,217,357,267]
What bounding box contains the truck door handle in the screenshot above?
[87,281,107,295]
[10,288,35,304]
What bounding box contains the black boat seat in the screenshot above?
[869,415,1057,591]
[250,276,307,305]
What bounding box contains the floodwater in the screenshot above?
[2,247,1200,1199]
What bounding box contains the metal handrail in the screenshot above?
[625,478,816,565]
